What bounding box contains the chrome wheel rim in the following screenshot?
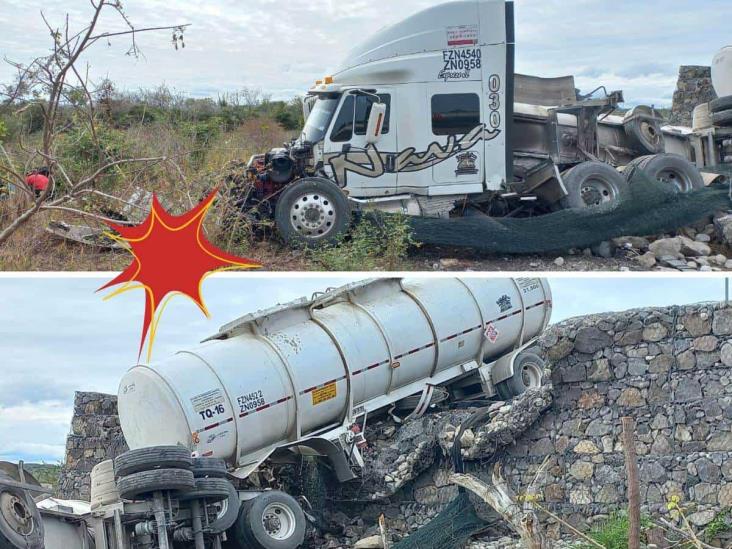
[289,193,336,238]
[261,502,296,540]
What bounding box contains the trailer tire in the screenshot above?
[191,457,228,479]
[624,111,665,155]
[275,177,351,247]
[178,478,231,503]
[209,481,241,534]
[116,468,195,500]
[712,109,732,128]
[560,161,628,209]
[496,352,545,400]
[114,445,192,479]
[632,153,704,193]
[0,476,44,549]
[230,491,306,549]
[710,95,732,114]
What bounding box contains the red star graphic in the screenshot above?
[99,188,260,360]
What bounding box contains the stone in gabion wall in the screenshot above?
[670,65,717,126]
[501,303,732,535]
[57,391,128,500]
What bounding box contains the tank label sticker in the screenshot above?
[237,390,266,414]
[517,278,541,294]
[312,382,337,405]
[446,24,478,48]
[484,323,500,343]
[191,388,229,421]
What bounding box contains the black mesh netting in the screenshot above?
[406,172,732,254]
[392,491,488,549]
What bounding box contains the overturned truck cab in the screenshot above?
[232,0,713,247]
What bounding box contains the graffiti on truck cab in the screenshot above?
[325,123,501,187]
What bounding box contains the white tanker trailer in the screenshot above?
[106,277,551,548]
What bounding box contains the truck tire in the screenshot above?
[191,457,228,479]
[632,153,703,193]
[496,352,545,400]
[178,478,231,503]
[712,109,732,128]
[0,476,44,549]
[114,445,192,479]
[229,491,306,549]
[274,177,351,247]
[116,468,195,500]
[624,111,664,155]
[209,482,241,534]
[710,95,732,113]
[560,161,628,209]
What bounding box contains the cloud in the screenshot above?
[0,0,727,105]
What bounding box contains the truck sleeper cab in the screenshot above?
[238,0,708,247]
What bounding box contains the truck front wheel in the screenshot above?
[229,491,306,549]
[275,178,351,246]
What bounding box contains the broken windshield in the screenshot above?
[302,96,339,143]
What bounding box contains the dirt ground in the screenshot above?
[0,221,638,272]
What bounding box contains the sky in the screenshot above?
[0,274,729,464]
[0,0,729,107]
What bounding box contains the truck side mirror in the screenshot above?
[365,102,387,145]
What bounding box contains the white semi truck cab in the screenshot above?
[234,0,712,246]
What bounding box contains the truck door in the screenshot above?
[323,89,397,197]
[427,83,485,192]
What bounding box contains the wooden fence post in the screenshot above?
[622,416,641,549]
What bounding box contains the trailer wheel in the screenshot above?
[230,491,306,549]
[116,468,195,500]
[712,109,732,128]
[0,476,44,549]
[630,154,704,193]
[178,478,231,503]
[209,481,241,534]
[560,161,628,209]
[496,352,545,400]
[191,457,228,479]
[624,108,664,154]
[114,445,192,479]
[275,177,351,246]
[710,95,732,113]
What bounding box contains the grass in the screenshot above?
[577,513,653,549]
[704,508,732,542]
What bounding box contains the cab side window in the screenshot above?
[354,94,391,135]
[330,95,355,142]
[431,93,480,136]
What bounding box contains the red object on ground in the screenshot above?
[26,173,49,191]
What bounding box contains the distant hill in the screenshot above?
[23,463,62,491]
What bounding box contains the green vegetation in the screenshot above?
[704,508,732,542]
[23,463,62,490]
[578,513,652,549]
[309,213,417,271]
